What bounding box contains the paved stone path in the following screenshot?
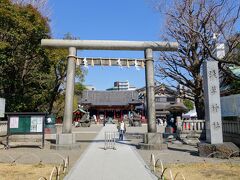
[65,124,156,180]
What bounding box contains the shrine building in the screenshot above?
[137,84,177,120]
[79,90,143,122]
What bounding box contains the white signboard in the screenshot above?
[0,98,5,118]
[30,116,43,132]
[10,116,19,128]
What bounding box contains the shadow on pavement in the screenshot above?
[167,146,199,156]
[6,145,42,149]
[76,139,105,143]
[116,140,138,148]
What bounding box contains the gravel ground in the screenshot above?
[1,123,240,176]
[124,125,240,167]
[0,124,102,168]
[136,143,240,166]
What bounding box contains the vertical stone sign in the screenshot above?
[203,61,223,144]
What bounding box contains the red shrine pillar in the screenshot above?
[97,111,99,122]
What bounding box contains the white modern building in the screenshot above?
[106,81,136,91]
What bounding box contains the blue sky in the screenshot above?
[49,0,164,90]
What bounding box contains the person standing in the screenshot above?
[119,121,126,141]
[93,115,97,124]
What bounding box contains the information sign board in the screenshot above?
[6,112,46,148]
[0,98,5,118]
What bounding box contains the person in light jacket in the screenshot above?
[119,121,126,141]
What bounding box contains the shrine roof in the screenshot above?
[79,90,142,106]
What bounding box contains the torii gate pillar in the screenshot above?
[55,47,78,148]
[145,48,156,133]
[62,47,76,134]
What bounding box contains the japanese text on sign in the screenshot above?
[10,117,19,128]
[208,69,217,80]
[30,116,43,132]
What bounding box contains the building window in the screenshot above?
[155,97,167,102]
[167,97,175,102]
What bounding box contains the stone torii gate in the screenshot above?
[41,39,178,148]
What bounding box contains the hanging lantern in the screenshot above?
[108,59,111,66]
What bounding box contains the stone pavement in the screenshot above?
[65,124,156,180]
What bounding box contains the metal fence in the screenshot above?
[104,132,117,150]
[223,119,240,135]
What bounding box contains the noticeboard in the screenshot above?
[6,112,46,148]
[0,98,5,118]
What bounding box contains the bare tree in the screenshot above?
[155,0,240,119]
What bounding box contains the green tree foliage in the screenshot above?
[0,0,50,111]
[0,1,85,115]
[46,48,86,117]
[75,82,86,96]
[47,34,86,117]
[43,48,68,114]
[183,99,194,111]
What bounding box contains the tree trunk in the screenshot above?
[48,83,61,114]
[194,97,205,119]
